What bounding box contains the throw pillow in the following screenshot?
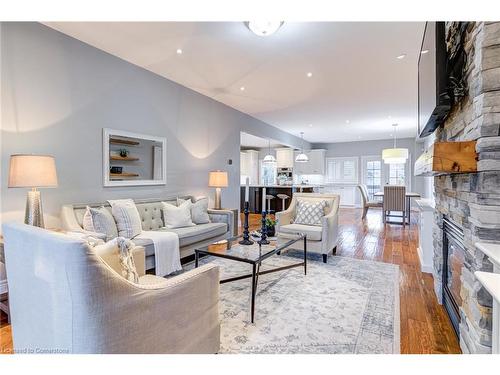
[177,196,210,224]
[162,199,195,228]
[294,199,327,226]
[82,206,118,241]
[107,199,142,239]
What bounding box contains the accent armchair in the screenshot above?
[2,223,220,354]
[276,193,340,263]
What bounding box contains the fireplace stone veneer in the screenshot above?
[432,22,500,354]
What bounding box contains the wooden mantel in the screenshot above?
[415,141,478,176]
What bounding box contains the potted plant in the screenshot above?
[119,148,129,158]
[265,217,277,237]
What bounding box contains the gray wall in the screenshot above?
[0,22,309,228]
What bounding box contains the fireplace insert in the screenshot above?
[442,216,465,337]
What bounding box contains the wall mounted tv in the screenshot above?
[418,22,451,138]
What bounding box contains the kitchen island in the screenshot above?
[240,185,324,213]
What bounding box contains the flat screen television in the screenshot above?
[418,22,451,138]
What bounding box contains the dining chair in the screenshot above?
[357,184,382,219]
[383,185,407,226]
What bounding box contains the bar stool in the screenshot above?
[277,193,290,211]
[266,194,275,213]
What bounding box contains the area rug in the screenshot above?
[188,252,400,354]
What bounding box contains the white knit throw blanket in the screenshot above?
[136,231,181,276]
[116,237,139,283]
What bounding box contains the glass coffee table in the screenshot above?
[195,233,307,323]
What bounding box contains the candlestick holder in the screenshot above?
[259,210,270,245]
[239,201,254,245]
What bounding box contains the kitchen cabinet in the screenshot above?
[294,149,326,175]
[324,185,356,206]
[276,148,294,168]
[240,150,259,185]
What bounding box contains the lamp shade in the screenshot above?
[295,152,309,163]
[208,170,228,188]
[263,154,276,163]
[8,154,58,188]
[382,148,409,164]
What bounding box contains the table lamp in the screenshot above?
[208,170,228,210]
[8,154,58,228]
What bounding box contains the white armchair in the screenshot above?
[2,223,220,354]
[276,193,340,263]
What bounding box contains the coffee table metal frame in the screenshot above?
[194,233,307,323]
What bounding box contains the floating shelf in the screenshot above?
[110,172,139,178]
[110,138,140,146]
[110,155,139,161]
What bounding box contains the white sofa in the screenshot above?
[2,222,220,354]
[276,193,340,263]
[61,195,233,271]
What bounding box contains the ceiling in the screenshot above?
[45,22,425,143]
[240,132,285,149]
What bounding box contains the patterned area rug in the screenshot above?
[190,252,400,354]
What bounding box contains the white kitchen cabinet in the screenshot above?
[276,148,294,168]
[241,150,259,185]
[324,184,356,206]
[294,149,326,175]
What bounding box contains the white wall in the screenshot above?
[0,22,309,229]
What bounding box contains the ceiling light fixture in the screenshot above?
[396,54,406,60]
[176,48,183,55]
[306,72,313,78]
[345,120,350,124]
[240,86,245,91]
[382,124,409,164]
[295,132,309,163]
[263,139,276,164]
[245,21,284,37]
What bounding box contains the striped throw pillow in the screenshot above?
[108,199,142,239]
[82,206,118,241]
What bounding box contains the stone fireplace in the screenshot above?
[432,22,500,354]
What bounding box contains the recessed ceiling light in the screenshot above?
[306,72,313,78]
[396,54,406,60]
[240,86,245,91]
[176,48,183,55]
[245,21,283,37]
[421,50,429,54]
[345,120,350,124]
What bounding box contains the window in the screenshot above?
[389,163,406,185]
[363,158,382,200]
[326,157,358,184]
[260,160,277,185]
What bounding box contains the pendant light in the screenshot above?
[245,21,284,37]
[295,132,309,163]
[263,139,276,163]
[382,124,409,164]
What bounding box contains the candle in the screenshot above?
[245,177,249,202]
[262,187,266,212]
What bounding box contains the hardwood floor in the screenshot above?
[0,207,460,354]
[243,207,461,354]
